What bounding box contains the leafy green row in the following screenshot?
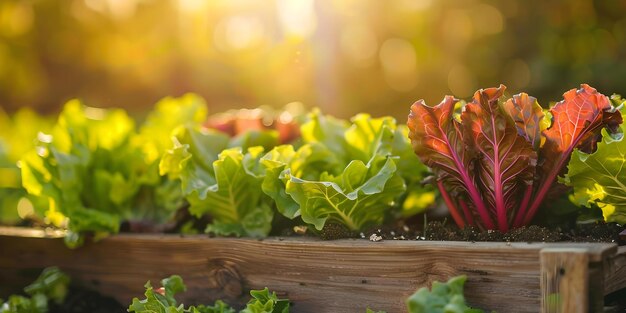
[129,274,483,313]
[0,269,484,313]
[129,276,288,313]
[19,95,209,247]
[0,267,70,313]
[160,109,434,236]
[10,95,433,245]
[9,88,626,246]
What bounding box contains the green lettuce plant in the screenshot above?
[162,109,434,236]
[20,95,205,247]
[564,96,625,224]
[159,123,281,237]
[261,110,433,232]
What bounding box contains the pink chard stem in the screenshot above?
[513,184,534,228]
[458,199,475,227]
[437,180,466,228]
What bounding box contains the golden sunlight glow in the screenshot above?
[1,0,623,121]
[214,15,266,51]
[379,38,418,91]
[277,0,316,38]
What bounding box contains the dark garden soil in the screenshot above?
[112,205,626,246]
[318,220,626,245]
[49,286,125,313]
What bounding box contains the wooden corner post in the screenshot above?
[540,248,593,313]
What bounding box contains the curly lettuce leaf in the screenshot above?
[160,126,230,197]
[406,275,484,313]
[20,101,138,246]
[565,109,626,224]
[391,125,436,217]
[228,130,280,152]
[161,123,279,237]
[201,148,273,237]
[299,109,349,161]
[128,275,188,313]
[263,112,431,231]
[287,156,405,231]
[240,288,289,313]
[260,143,337,219]
[193,301,236,313]
[161,116,287,237]
[137,93,208,164]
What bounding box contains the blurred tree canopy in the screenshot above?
[0,0,625,120]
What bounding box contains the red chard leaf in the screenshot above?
[462,85,537,231]
[521,84,622,225]
[408,96,494,229]
[408,84,622,231]
[503,93,546,150]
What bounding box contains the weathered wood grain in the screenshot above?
[0,227,622,313]
[605,246,626,295]
[540,249,589,313]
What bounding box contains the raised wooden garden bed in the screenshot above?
[0,227,624,313]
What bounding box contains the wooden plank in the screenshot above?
[605,246,626,295]
[0,227,619,313]
[540,248,589,313]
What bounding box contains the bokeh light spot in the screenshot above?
[380,38,418,91]
[340,24,378,67]
[277,0,316,38]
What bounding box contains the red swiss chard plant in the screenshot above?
[407,84,623,232]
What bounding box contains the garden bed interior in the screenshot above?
[1,227,625,313]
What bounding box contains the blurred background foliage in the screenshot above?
[1,0,626,119]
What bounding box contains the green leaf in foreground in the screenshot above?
[564,108,626,224]
[128,275,288,313]
[406,275,484,313]
[128,275,187,313]
[0,267,70,313]
[240,288,289,313]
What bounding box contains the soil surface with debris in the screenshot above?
[318,220,626,245]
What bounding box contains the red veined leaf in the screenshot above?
[408,96,494,229]
[521,84,623,225]
[503,93,546,150]
[462,85,537,231]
